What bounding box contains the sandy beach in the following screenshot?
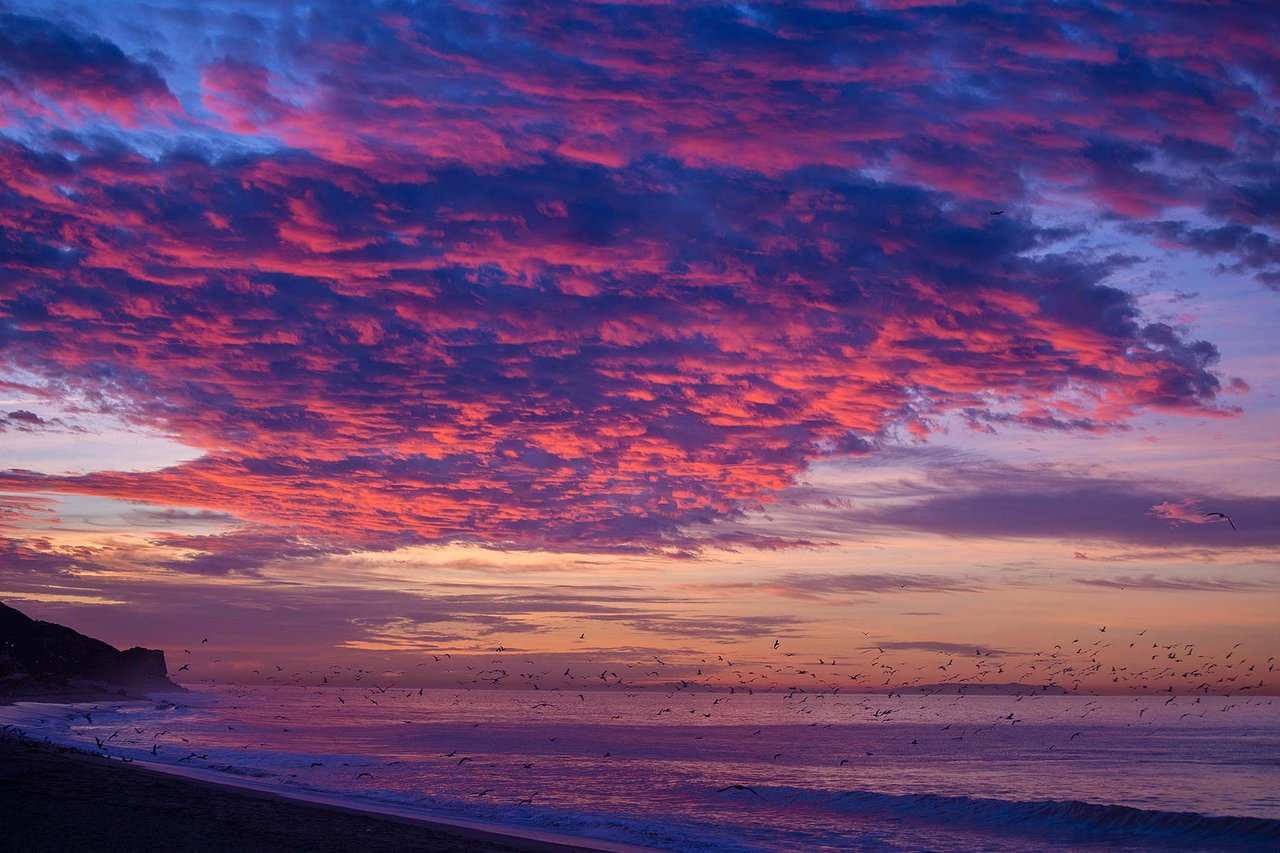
[0,733,645,853]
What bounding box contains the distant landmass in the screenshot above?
[898,682,1072,695]
[0,601,182,701]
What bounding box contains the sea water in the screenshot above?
[4,687,1278,851]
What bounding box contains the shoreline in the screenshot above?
[0,733,657,853]
[0,676,193,706]
[0,687,168,707]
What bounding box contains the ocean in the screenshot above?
[3,686,1278,851]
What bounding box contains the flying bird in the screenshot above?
[717,784,764,799]
[1203,511,1236,530]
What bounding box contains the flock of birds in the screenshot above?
[5,500,1264,809]
[9,619,1271,811]
[166,613,1269,700]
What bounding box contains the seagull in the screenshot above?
[989,210,1004,215]
[717,784,764,799]
[1204,512,1236,530]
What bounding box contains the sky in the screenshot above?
[0,0,1277,695]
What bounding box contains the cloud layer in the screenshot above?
[1,1,1276,569]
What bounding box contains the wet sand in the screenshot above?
[0,735,644,853]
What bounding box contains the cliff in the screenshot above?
[0,601,182,699]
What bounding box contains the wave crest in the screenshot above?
[746,785,1280,846]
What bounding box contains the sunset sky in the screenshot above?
[1,0,1277,693]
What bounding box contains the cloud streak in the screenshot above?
[1074,574,1280,593]
[873,641,1022,658]
[782,458,1280,549]
[704,571,985,600]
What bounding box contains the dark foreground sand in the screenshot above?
[0,735,635,853]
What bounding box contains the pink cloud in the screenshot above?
[1150,499,1236,529]
[0,1,1271,560]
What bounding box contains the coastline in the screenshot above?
[0,687,163,706]
[7,688,1277,852]
[0,733,657,853]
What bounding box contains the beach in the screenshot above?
[0,733,641,853]
[4,687,1278,852]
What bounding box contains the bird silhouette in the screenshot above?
[1204,511,1236,530]
[717,784,764,799]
